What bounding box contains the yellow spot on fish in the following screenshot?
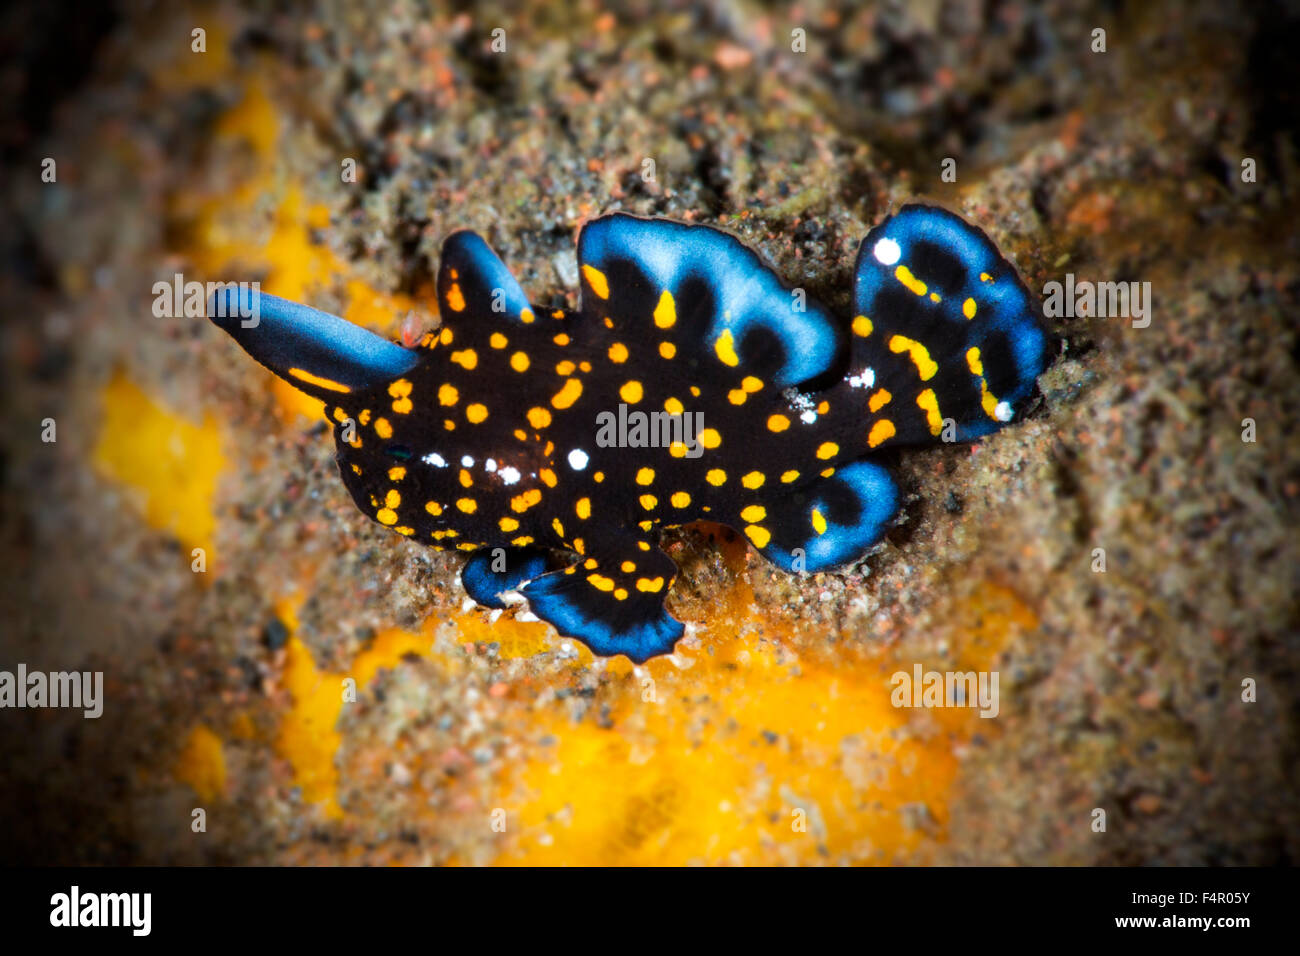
[510,351,530,373]
[980,272,993,283]
[553,333,570,346]
[742,376,763,393]
[459,469,472,488]
[745,525,771,548]
[376,508,397,525]
[552,517,565,538]
[669,442,686,458]
[388,466,406,481]
[741,471,765,489]
[527,407,551,429]
[963,297,977,320]
[425,501,443,516]
[446,283,466,311]
[917,388,943,436]
[451,348,478,370]
[868,419,896,448]
[374,417,393,439]
[671,491,691,508]
[894,264,927,297]
[868,388,892,413]
[589,573,615,592]
[551,378,583,409]
[614,588,628,601]
[636,467,655,485]
[636,576,664,593]
[438,383,459,406]
[288,368,351,393]
[620,560,636,573]
[781,470,799,483]
[521,308,535,323]
[811,508,827,535]
[816,441,838,459]
[499,517,519,532]
[490,332,508,349]
[456,498,477,514]
[699,428,720,449]
[639,494,658,511]
[439,327,453,345]
[654,290,676,328]
[664,397,684,415]
[608,342,628,363]
[767,414,790,432]
[388,379,413,414]
[556,360,576,376]
[511,489,542,512]
[728,389,747,405]
[582,265,610,299]
[576,497,591,520]
[659,341,676,359]
[540,468,557,488]
[714,328,740,366]
[966,347,983,376]
[706,469,727,486]
[620,380,643,403]
[889,334,938,380]
[466,403,488,424]
[852,315,873,337]
[740,504,767,523]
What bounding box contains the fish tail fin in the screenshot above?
[838,204,1053,451]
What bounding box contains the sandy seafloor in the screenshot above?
[0,0,1296,865]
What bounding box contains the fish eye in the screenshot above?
[385,444,413,461]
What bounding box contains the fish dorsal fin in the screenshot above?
[436,230,538,331]
[577,214,843,388]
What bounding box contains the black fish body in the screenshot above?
[209,205,1052,662]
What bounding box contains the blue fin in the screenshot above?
[436,230,537,330]
[461,547,550,610]
[207,289,418,400]
[747,460,899,573]
[577,214,844,387]
[847,204,1052,445]
[521,539,684,663]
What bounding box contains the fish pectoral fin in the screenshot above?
[521,537,683,663]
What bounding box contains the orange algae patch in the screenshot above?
[174,724,227,802]
[273,599,437,818]
[93,373,224,561]
[494,577,1037,865]
[174,72,423,423]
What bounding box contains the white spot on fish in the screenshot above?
[461,455,475,468]
[800,410,817,424]
[994,400,1013,422]
[422,452,448,468]
[874,237,901,266]
[485,459,497,472]
[499,466,521,485]
[567,449,589,470]
[847,367,876,389]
